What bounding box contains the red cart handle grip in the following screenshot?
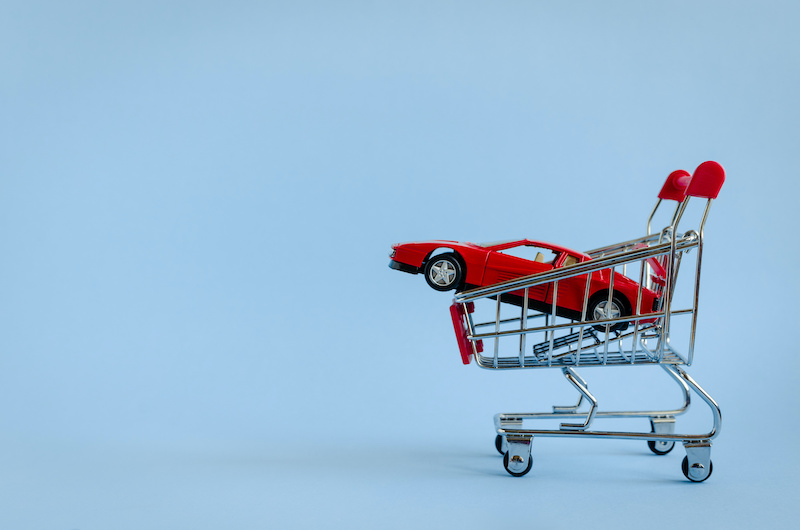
[658,169,692,201]
[686,161,725,199]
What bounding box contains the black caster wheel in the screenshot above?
[503,452,533,477]
[647,439,675,455]
[495,435,504,455]
[682,456,713,482]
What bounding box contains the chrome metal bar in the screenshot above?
[498,365,690,424]
[666,365,721,439]
[493,295,501,368]
[661,363,691,416]
[659,220,680,360]
[520,288,529,368]
[496,364,717,443]
[468,308,692,341]
[573,270,593,364]
[646,199,661,236]
[698,200,713,235]
[635,259,645,316]
[559,367,597,430]
[687,201,712,365]
[543,313,552,366]
[474,312,545,328]
[672,199,690,235]
[552,363,588,413]
[670,201,683,231]
[603,267,616,363]
[455,238,699,304]
[632,259,647,364]
[552,395,584,413]
[474,351,684,370]
[548,281,558,357]
[464,302,477,341]
[496,427,707,443]
[585,233,661,257]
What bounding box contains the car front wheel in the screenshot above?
[424,253,464,292]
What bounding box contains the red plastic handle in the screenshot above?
[686,161,725,199]
[658,169,692,201]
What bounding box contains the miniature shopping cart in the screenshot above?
[450,161,725,481]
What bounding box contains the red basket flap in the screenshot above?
[450,303,474,365]
[658,169,691,201]
[686,161,725,199]
[646,256,667,280]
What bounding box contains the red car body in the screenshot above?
[389,239,660,324]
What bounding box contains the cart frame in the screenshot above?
[449,162,725,481]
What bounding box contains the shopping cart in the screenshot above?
[449,161,725,481]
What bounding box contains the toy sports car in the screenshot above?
[389,239,661,329]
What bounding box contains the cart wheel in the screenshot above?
[586,293,629,332]
[503,452,533,477]
[424,253,463,291]
[647,439,675,455]
[682,456,713,482]
[495,435,504,455]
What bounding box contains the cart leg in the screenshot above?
[503,436,533,477]
[553,367,588,413]
[559,367,598,431]
[494,414,522,455]
[647,416,676,455]
[660,364,692,416]
[682,441,713,482]
[552,394,584,413]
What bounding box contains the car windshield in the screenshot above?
[560,254,580,267]
[476,240,519,248]
[496,245,559,265]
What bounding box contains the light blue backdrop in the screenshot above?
[2,1,798,528]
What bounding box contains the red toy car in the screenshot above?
[389,239,661,329]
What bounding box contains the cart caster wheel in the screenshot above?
[503,452,533,477]
[682,456,713,482]
[495,435,504,455]
[647,439,675,455]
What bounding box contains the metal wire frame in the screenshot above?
[449,166,724,479]
[454,180,720,366]
[454,233,701,369]
[495,364,721,444]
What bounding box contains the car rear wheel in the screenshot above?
[424,253,464,291]
[586,293,629,332]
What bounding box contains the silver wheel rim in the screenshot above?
[654,441,674,451]
[593,300,621,321]
[429,259,457,287]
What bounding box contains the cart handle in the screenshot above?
[658,169,692,201]
[686,161,725,199]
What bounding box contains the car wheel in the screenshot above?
[586,293,629,332]
[423,253,464,292]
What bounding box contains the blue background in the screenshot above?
[2,1,798,528]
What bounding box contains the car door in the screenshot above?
[544,252,591,315]
[483,244,554,304]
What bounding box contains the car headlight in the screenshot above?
[389,249,396,258]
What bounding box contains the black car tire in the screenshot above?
[586,292,630,332]
[423,253,464,292]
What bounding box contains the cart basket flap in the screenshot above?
[450,302,482,365]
